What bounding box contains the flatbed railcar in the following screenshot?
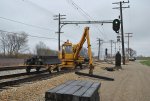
[24,55,61,73]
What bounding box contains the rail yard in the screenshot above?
[0,0,150,101]
[0,61,150,101]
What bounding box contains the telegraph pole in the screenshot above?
[125,33,133,57]
[110,40,114,58]
[112,0,130,65]
[97,38,103,60]
[114,41,117,54]
[54,13,66,51]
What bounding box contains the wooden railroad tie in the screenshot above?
[45,80,101,101]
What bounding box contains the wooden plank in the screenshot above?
[76,80,87,86]
[91,82,101,90]
[69,80,81,86]
[72,86,90,101]
[63,86,81,101]
[81,87,97,101]
[45,80,74,100]
[56,85,74,94]
[95,92,100,101]
[81,83,101,101]
[84,81,94,87]
[45,80,101,101]
[45,84,67,100]
[64,80,75,85]
[56,85,74,101]
[75,72,114,81]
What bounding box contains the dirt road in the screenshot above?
[101,61,150,101]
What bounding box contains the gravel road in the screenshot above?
[101,61,150,101]
[0,61,150,101]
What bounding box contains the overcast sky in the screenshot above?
[0,0,150,57]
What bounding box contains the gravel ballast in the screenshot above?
[0,63,111,101]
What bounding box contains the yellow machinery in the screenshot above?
[59,27,94,74]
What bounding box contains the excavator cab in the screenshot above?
[61,41,73,59]
[59,40,75,68]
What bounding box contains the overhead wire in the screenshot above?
[66,0,107,39]
[21,0,72,41]
[23,0,56,16]
[0,0,67,51]
[0,29,65,42]
[66,0,92,20]
[0,16,55,32]
[22,0,57,28]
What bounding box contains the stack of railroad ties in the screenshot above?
[45,80,101,101]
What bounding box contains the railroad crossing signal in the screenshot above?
[113,19,120,33]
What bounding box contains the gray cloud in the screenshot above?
[0,0,149,56]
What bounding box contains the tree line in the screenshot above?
[0,31,28,57]
[0,31,90,58]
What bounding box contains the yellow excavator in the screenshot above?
[59,27,94,74]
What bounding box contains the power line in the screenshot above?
[0,29,65,42]
[66,0,91,20]
[24,0,55,16]
[66,0,105,38]
[0,16,55,31]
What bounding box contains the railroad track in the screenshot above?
[0,70,48,80]
[0,65,45,71]
[0,67,87,90]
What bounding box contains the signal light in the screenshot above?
[113,19,120,33]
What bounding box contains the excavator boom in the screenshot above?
[73,27,94,74]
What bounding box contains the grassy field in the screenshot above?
[140,60,150,66]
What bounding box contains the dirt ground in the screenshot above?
[0,58,24,66]
[0,61,150,101]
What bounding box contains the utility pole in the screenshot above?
[112,0,130,65]
[125,33,133,57]
[54,13,66,51]
[110,40,114,58]
[114,41,117,54]
[97,38,103,60]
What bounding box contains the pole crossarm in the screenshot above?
[60,20,113,25]
[112,1,129,4]
[113,6,130,9]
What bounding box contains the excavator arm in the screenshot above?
[74,27,94,74]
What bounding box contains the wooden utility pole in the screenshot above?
[54,13,66,51]
[112,0,130,65]
[114,41,117,54]
[125,33,133,57]
[110,40,114,58]
[97,38,103,60]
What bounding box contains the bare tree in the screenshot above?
[35,41,57,56]
[0,31,28,56]
[80,47,94,58]
[129,48,137,57]
[14,32,28,54]
[80,47,88,57]
[0,32,7,56]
